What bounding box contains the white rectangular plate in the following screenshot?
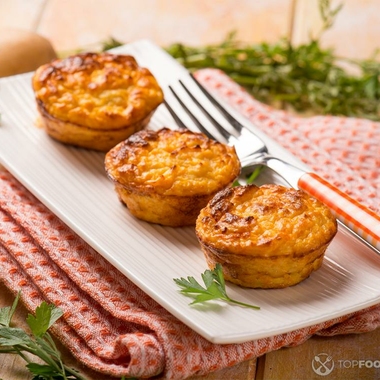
[0,40,380,344]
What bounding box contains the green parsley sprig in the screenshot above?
[0,292,85,380]
[174,264,260,310]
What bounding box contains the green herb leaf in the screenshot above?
[174,276,206,293]
[0,327,31,346]
[101,37,124,51]
[174,264,260,309]
[246,166,263,184]
[0,294,87,380]
[26,302,63,337]
[27,362,62,376]
[0,291,20,327]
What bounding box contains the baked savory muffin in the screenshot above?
[196,184,337,288]
[104,128,241,227]
[32,52,163,151]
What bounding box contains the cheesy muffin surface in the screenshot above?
[196,184,337,288]
[32,52,163,130]
[105,128,241,196]
[104,128,241,226]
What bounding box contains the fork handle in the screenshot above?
[298,172,380,252]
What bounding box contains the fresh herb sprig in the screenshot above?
[0,293,85,380]
[165,2,380,121]
[174,264,260,310]
[233,166,263,187]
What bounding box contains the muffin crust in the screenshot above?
[105,128,241,226]
[32,52,163,150]
[196,184,337,288]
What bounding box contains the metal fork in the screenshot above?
[164,73,380,254]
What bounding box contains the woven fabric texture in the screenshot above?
[0,68,379,379]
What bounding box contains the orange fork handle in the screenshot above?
[298,172,380,252]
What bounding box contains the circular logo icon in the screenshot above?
[312,353,335,376]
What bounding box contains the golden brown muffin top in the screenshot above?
[32,52,163,129]
[105,128,241,196]
[196,184,337,257]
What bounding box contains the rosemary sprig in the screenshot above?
[165,2,380,121]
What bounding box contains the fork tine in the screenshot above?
[164,73,267,160]
[188,73,244,133]
[177,80,231,141]
[163,99,187,129]
[165,75,242,143]
[165,89,215,140]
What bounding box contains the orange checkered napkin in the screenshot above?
[0,69,379,379]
